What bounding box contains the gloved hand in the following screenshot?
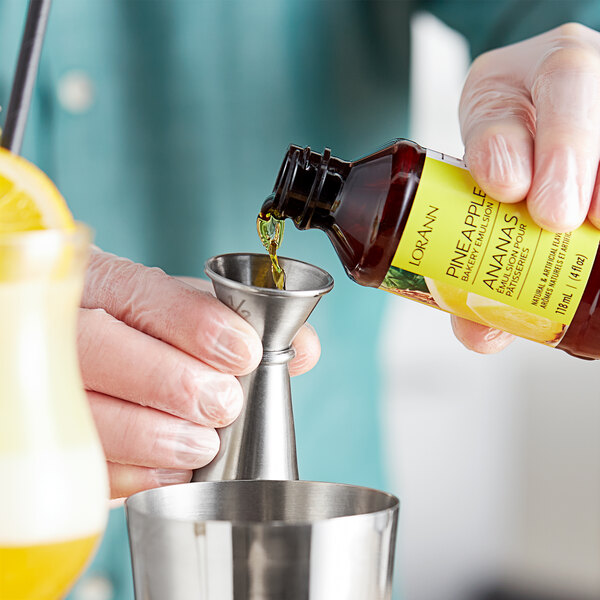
[452,22,600,353]
[79,248,321,499]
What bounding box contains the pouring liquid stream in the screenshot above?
[257,206,286,290]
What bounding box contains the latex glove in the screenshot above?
[452,22,600,353]
[79,249,321,499]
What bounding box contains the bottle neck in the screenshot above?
[267,145,349,230]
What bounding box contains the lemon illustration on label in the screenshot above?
[424,277,480,322]
[466,293,565,343]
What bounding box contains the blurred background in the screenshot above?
[383,12,600,600]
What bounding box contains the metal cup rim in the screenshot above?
[125,480,399,527]
[204,252,334,298]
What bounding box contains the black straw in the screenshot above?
[1,0,52,155]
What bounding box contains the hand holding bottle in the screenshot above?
[453,22,600,353]
[79,248,321,499]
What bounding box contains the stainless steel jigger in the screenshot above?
[125,253,399,600]
[192,252,333,482]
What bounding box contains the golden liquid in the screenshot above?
[257,212,286,290]
[0,533,100,600]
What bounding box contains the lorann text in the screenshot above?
[407,205,439,267]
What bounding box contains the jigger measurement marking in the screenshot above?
[226,295,251,319]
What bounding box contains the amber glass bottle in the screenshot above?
[261,140,600,359]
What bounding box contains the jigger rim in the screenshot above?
[125,480,399,527]
[205,252,334,298]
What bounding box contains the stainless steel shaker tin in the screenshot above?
[126,480,399,600]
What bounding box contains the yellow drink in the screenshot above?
[0,228,108,600]
[0,534,100,599]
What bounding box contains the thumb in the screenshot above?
[451,315,515,354]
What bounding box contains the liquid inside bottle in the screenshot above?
[261,140,600,360]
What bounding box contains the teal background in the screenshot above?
[0,1,597,598]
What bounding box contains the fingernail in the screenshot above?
[163,422,220,468]
[195,374,243,427]
[212,323,262,372]
[288,348,308,376]
[181,367,244,427]
[485,134,531,194]
[483,328,512,342]
[482,328,514,352]
[153,469,192,486]
[465,130,532,202]
[529,150,590,232]
[289,324,318,376]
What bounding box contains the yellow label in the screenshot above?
[384,152,600,345]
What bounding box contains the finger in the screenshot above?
[82,250,262,375]
[289,323,321,376]
[107,462,191,499]
[181,277,323,376]
[176,276,214,293]
[589,163,600,229]
[184,277,321,377]
[527,44,600,231]
[451,315,515,354]
[182,276,324,377]
[460,55,535,203]
[88,391,220,469]
[178,277,323,376]
[79,308,243,427]
[178,278,322,376]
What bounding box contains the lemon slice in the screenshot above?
[0,148,74,232]
[466,293,564,343]
[425,277,480,321]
